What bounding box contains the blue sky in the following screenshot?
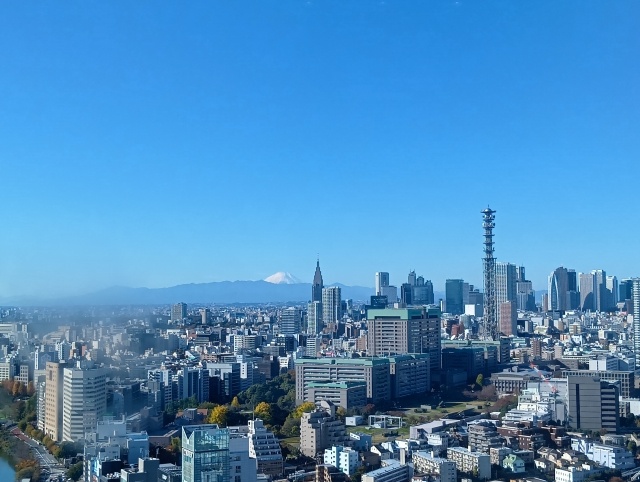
[0,1,638,298]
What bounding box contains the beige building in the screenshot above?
[299,402,347,458]
[62,363,106,442]
[44,361,66,442]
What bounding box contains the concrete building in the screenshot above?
[280,307,302,336]
[388,354,430,397]
[361,461,411,482]
[467,421,502,453]
[579,273,595,311]
[412,451,457,482]
[495,262,517,330]
[171,303,187,322]
[567,376,619,432]
[308,301,323,335]
[562,369,633,398]
[306,381,367,410]
[375,272,390,297]
[324,445,359,476]
[634,279,640,367]
[248,418,283,477]
[62,362,106,442]
[570,438,634,470]
[366,307,441,373]
[44,361,66,441]
[322,287,342,325]
[499,301,517,336]
[441,346,485,382]
[299,402,348,458]
[295,357,391,405]
[446,447,491,480]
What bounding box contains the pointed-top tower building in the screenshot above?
[312,258,323,302]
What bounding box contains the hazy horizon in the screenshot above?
[1,1,638,299]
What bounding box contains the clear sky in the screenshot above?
[1,1,639,299]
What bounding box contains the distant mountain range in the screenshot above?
[0,280,375,306]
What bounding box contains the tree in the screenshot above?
[208,405,229,426]
[231,396,241,408]
[281,416,301,437]
[170,437,181,453]
[67,461,83,481]
[476,373,484,388]
[627,441,637,456]
[254,402,272,423]
[293,402,316,419]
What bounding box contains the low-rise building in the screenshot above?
[412,450,457,482]
[446,447,491,480]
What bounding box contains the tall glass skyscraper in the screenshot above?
[445,279,464,315]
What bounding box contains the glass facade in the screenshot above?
[183,425,230,482]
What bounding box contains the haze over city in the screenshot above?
[1,1,639,299]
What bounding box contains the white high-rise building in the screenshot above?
[62,362,106,442]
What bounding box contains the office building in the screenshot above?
[388,354,431,398]
[375,272,390,296]
[413,277,434,305]
[44,361,66,442]
[620,279,634,303]
[495,262,517,328]
[549,267,569,312]
[606,276,618,308]
[178,367,210,403]
[182,425,230,482]
[592,269,608,312]
[62,362,107,442]
[441,346,485,382]
[312,259,324,303]
[280,307,301,335]
[307,301,323,335]
[445,279,464,315]
[322,287,342,325]
[295,358,391,404]
[567,376,619,432]
[579,273,596,311]
[366,307,441,372]
[306,382,367,410]
[516,279,535,312]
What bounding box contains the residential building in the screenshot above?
[570,438,634,470]
[361,461,411,482]
[412,451,457,482]
[322,287,342,325]
[247,418,283,477]
[446,447,491,480]
[299,402,348,458]
[324,445,359,476]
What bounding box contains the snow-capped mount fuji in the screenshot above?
[263,272,302,284]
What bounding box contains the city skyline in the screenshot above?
[1,2,639,298]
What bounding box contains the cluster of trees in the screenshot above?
[15,459,40,482]
[0,379,35,398]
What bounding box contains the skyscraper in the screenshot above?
[412,278,435,305]
[548,267,569,312]
[592,269,608,312]
[606,275,618,309]
[579,272,595,311]
[375,272,390,296]
[307,301,323,335]
[312,259,323,303]
[495,262,517,332]
[633,279,640,368]
[445,279,464,315]
[322,287,342,325]
[44,361,66,442]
